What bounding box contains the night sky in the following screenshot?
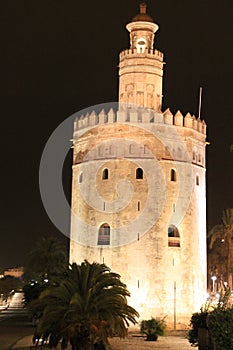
[0,1,232,271]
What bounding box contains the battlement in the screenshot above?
[74,107,206,135]
[119,48,164,61]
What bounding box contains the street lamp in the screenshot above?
[211,275,217,293]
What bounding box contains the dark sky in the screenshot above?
[0,1,232,271]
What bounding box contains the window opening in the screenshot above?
[97,223,110,245]
[79,172,83,183]
[136,167,143,179]
[168,225,180,247]
[173,203,176,213]
[171,169,176,182]
[102,168,109,180]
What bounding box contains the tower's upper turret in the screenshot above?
[127,3,159,53]
[118,3,164,111]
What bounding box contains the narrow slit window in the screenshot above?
[196,175,199,186]
[138,201,141,211]
[171,169,176,182]
[102,168,109,180]
[79,172,83,183]
[136,167,143,179]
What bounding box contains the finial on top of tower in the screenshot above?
[140,2,147,14]
[131,2,154,22]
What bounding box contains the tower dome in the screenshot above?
[131,3,154,22]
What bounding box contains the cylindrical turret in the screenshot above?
[118,3,164,111]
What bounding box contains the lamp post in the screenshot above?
[211,275,217,293]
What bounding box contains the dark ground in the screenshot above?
[0,311,34,350]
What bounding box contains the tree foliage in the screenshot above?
[24,236,68,282]
[29,261,139,350]
[23,236,68,305]
[208,208,233,288]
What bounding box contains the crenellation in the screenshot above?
[108,108,116,123]
[202,120,207,134]
[78,113,89,129]
[192,115,198,130]
[89,111,98,126]
[184,112,193,128]
[99,109,107,124]
[163,108,173,125]
[141,110,151,123]
[74,107,206,135]
[129,109,139,123]
[119,48,164,61]
[197,118,202,133]
[153,111,164,123]
[174,110,183,126]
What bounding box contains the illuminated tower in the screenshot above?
[70,3,207,328]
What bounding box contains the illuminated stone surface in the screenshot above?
[70,4,207,328]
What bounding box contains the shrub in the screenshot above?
[188,289,233,349]
[140,317,166,341]
[207,306,233,350]
[187,304,209,346]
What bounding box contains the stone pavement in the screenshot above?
[12,334,194,350]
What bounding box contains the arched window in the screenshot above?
[78,172,83,183]
[97,223,110,245]
[168,225,180,247]
[102,168,109,180]
[171,169,176,182]
[136,167,143,179]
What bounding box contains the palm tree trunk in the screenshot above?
[227,235,232,290]
[70,336,92,350]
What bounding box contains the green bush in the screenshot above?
[187,304,209,346]
[140,317,166,341]
[207,307,233,350]
[188,290,233,349]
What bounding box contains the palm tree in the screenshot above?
[208,208,233,290]
[30,261,139,350]
[24,236,68,282]
[23,236,68,305]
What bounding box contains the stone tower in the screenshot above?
[70,3,207,328]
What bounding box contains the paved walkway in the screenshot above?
[12,334,194,350]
